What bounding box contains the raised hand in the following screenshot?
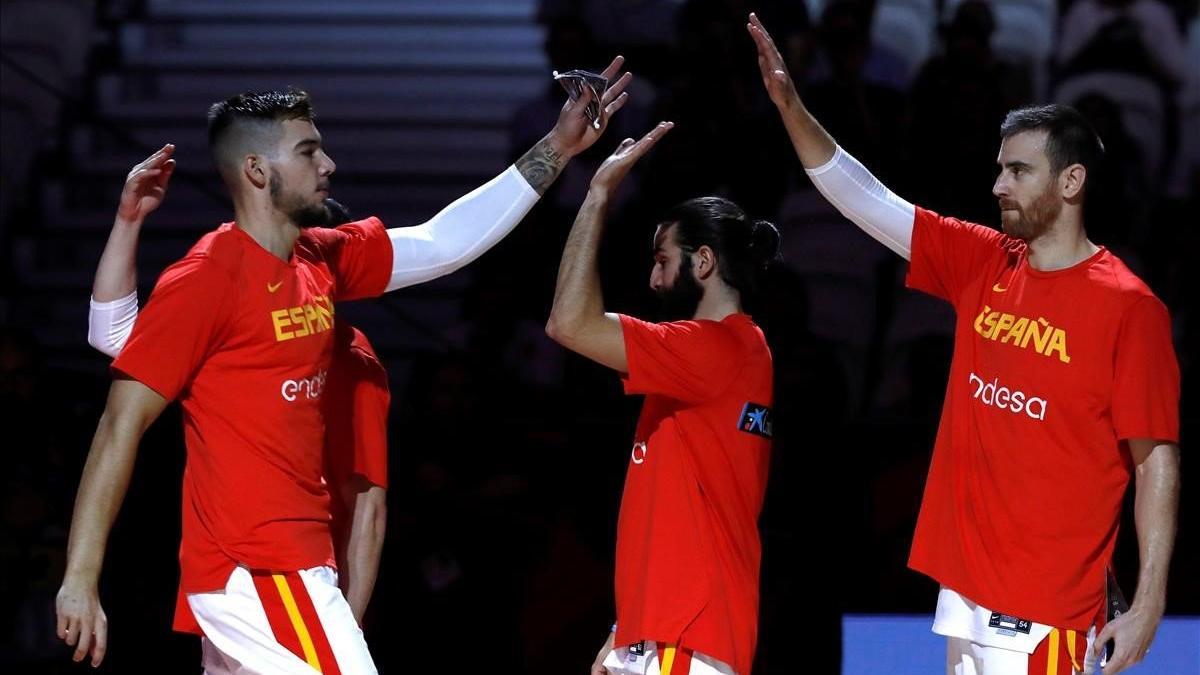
[548,55,634,158]
[517,57,635,195]
[746,13,799,111]
[589,121,674,195]
[116,143,176,225]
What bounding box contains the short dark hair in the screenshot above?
[1000,104,1105,179]
[206,89,315,183]
[661,196,782,299]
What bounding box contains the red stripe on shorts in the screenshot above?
[284,572,342,675]
[1028,628,1086,675]
[250,571,305,662]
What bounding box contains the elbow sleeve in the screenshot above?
[805,145,916,260]
[386,165,539,291]
[88,291,138,357]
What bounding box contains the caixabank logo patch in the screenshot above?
[737,402,773,439]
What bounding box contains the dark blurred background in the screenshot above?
[2,0,1196,673]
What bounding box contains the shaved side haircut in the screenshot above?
[206,89,315,188]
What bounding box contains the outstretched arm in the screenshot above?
[56,378,170,667]
[1093,439,1180,673]
[747,13,915,260]
[545,122,673,372]
[89,144,176,355]
[747,13,835,169]
[383,57,633,292]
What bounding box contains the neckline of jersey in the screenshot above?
[227,222,300,269]
[1021,245,1108,280]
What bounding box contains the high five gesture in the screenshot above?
[746,13,836,168]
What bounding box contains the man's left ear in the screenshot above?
[1061,164,1087,200]
[695,245,718,280]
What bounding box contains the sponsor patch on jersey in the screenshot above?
[737,402,773,439]
[988,612,1033,636]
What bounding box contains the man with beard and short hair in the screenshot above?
[57,69,632,673]
[545,122,782,675]
[749,13,1180,675]
[84,143,390,639]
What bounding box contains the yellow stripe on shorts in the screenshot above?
[272,573,323,672]
[660,645,677,675]
[1066,629,1079,672]
[1046,628,1060,675]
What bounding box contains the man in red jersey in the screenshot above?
[84,145,390,631]
[749,13,1180,675]
[57,62,632,673]
[545,121,783,675]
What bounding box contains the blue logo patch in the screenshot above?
[738,402,773,439]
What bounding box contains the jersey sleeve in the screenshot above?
[305,217,394,301]
[1112,296,1180,442]
[346,347,390,488]
[906,206,1013,304]
[111,256,234,400]
[325,329,390,488]
[618,315,744,404]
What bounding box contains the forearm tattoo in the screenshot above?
[515,138,566,195]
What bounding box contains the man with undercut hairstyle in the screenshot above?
[749,13,1180,675]
[85,143,390,638]
[57,63,632,673]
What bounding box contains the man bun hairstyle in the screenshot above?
[662,196,783,300]
[206,89,315,185]
[750,218,782,270]
[999,104,1105,182]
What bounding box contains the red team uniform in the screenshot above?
[904,208,1180,670]
[112,218,392,671]
[325,322,391,542]
[608,313,774,675]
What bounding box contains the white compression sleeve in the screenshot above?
[88,291,138,357]
[804,145,916,260]
[386,165,539,292]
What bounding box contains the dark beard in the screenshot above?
[269,170,331,228]
[654,254,704,321]
[293,203,332,228]
[1001,182,1060,241]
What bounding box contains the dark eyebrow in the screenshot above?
[295,138,321,150]
[1001,160,1033,171]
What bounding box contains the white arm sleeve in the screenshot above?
[88,291,139,357]
[386,165,539,292]
[805,145,916,260]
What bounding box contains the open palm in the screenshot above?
[590,121,674,194]
[746,13,799,110]
[117,144,176,224]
